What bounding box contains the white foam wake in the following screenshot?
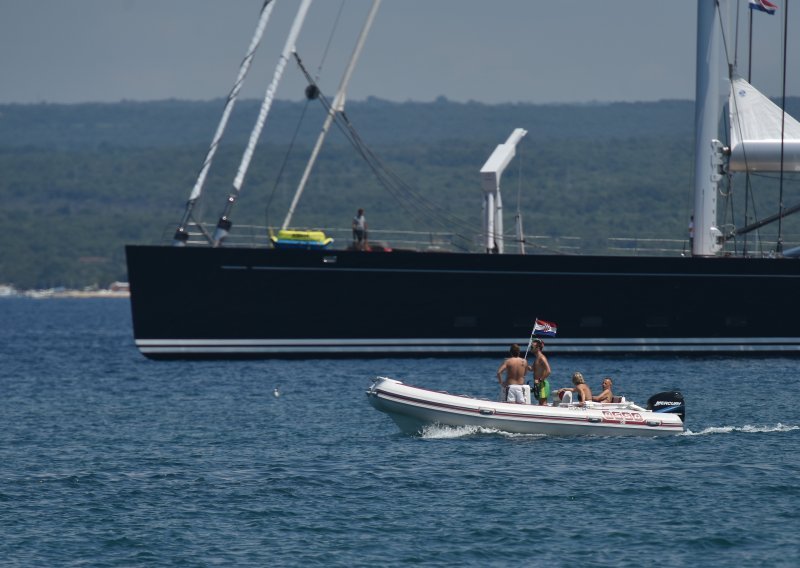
[420,424,483,438]
[419,424,545,439]
[683,423,799,436]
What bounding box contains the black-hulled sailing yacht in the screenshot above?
[126,0,800,359]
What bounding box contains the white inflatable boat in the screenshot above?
[367,377,685,437]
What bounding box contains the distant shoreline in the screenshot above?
[1,291,130,299]
[46,290,130,299]
[0,283,130,299]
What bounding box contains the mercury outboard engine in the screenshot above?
[646,391,685,423]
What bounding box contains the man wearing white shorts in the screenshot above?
[506,384,526,403]
[496,344,528,404]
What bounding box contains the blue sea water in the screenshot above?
[1,298,799,567]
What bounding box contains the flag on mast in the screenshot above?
[533,319,557,337]
[749,0,778,15]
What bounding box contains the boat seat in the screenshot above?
[611,396,623,403]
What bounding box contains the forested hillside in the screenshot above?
[1,96,798,289]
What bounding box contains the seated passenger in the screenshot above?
[592,377,614,403]
[557,372,593,405]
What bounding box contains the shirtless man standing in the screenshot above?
[496,344,528,404]
[528,339,552,405]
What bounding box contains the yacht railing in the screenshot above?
[160,222,800,258]
[163,223,464,252]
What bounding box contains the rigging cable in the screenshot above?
[776,0,789,253]
[315,0,346,80]
[264,99,314,229]
[265,1,348,230]
[297,58,563,252]
[737,5,759,254]
[211,0,313,246]
[337,108,563,252]
[281,0,381,231]
[714,1,745,254]
[727,0,797,255]
[717,2,768,255]
[514,140,525,253]
[291,56,481,249]
[172,0,276,246]
[734,0,741,69]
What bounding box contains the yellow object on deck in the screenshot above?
[270,229,333,249]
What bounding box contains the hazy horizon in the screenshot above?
[2,1,798,106]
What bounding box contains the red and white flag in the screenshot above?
[749,0,778,15]
[533,319,558,337]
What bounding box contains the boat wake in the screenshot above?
[419,424,545,439]
[683,423,799,436]
[418,423,798,439]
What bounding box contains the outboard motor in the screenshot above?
[646,391,685,423]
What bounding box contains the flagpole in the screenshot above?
[523,318,537,360]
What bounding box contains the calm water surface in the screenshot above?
[0,298,798,567]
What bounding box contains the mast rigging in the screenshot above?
[211,0,314,247]
[172,0,276,246]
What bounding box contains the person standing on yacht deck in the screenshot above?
[352,208,368,251]
[528,339,551,405]
[496,344,527,403]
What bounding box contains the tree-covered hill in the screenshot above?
[0,97,700,150]
[1,97,799,289]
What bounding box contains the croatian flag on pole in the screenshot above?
[533,319,558,337]
[749,0,778,15]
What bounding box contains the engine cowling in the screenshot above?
[646,391,685,423]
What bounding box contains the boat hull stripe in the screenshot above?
[135,336,800,355]
[239,265,800,279]
[374,390,683,431]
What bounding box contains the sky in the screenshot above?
[1,0,798,106]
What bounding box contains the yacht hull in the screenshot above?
[125,244,800,358]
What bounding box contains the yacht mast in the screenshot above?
[281,0,382,230]
[172,0,276,246]
[693,0,726,257]
[212,0,314,246]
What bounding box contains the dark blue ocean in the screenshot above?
[1,298,799,567]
